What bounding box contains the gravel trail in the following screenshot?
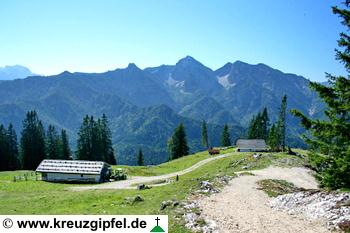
[198,166,330,233]
[71,152,235,191]
[70,153,332,232]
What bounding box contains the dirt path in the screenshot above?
[71,152,235,191]
[71,154,331,232]
[198,166,330,233]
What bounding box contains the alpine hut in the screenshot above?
[236,139,268,152]
[36,159,111,183]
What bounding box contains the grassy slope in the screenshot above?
[115,147,235,177]
[0,149,306,233]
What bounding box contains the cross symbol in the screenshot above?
[155,217,160,226]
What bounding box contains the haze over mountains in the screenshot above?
[0,56,324,165]
[0,65,35,80]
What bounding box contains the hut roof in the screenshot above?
[36,159,108,175]
[236,139,267,149]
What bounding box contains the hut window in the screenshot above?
[81,174,84,177]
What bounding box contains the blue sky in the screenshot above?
[0,0,346,81]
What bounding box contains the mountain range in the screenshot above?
[0,65,35,80]
[0,56,324,165]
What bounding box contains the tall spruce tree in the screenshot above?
[76,114,116,164]
[60,129,71,160]
[100,114,116,165]
[292,2,350,189]
[267,123,279,151]
[46,125,60,159]
[76,115,92,160]
[261,108,270,140]
[20,111,46,170]
[247,108,269,140]
[168,123,189,160]
[255,112,264,139]
[247,115,257,139]
[201,120,209,148]
[0,124,10,171]
[0,124,20,171]
[137,148,144,166]
[221,124,231,147]
[277,95,287,151]
[7,124,19,170]
[89,116,99,161]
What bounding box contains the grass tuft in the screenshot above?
[256,179,303,197]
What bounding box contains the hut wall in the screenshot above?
[44,172,101,183]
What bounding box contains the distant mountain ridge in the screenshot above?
[0,65,35,80]
[0,57,324,164]
[146,57,323,127]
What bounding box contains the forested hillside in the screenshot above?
[0,58,324,164]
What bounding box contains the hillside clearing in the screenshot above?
[71,150,238,191]
[114,147,235,177]
[0,150,309,233]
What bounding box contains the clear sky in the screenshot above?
[0,0,346,81]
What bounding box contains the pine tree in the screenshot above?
[137,148,144,166]
[168,123,189,160]
[247,115,257,139]
[291,2,350,189]
[46,125,60,159]
[100,114,116,165]
[255,112,264,139]
[76,114,116,164]
[267,123,279,151]
[221,124,231,147]
[7,124,20,170]
[277,95,287,151]
[0,124,20,171]
[20,111,46,170]
[60,129,71,160]
[0,124,10,171]
[76,115,91,160]
[247,109,270,140]
[261,107,270,140]
[201,120,209,148]
[90,116,100,161]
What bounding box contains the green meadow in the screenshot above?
[0,149,306,233]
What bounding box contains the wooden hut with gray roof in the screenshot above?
[36,159,111,183]
[236,139,268,152]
